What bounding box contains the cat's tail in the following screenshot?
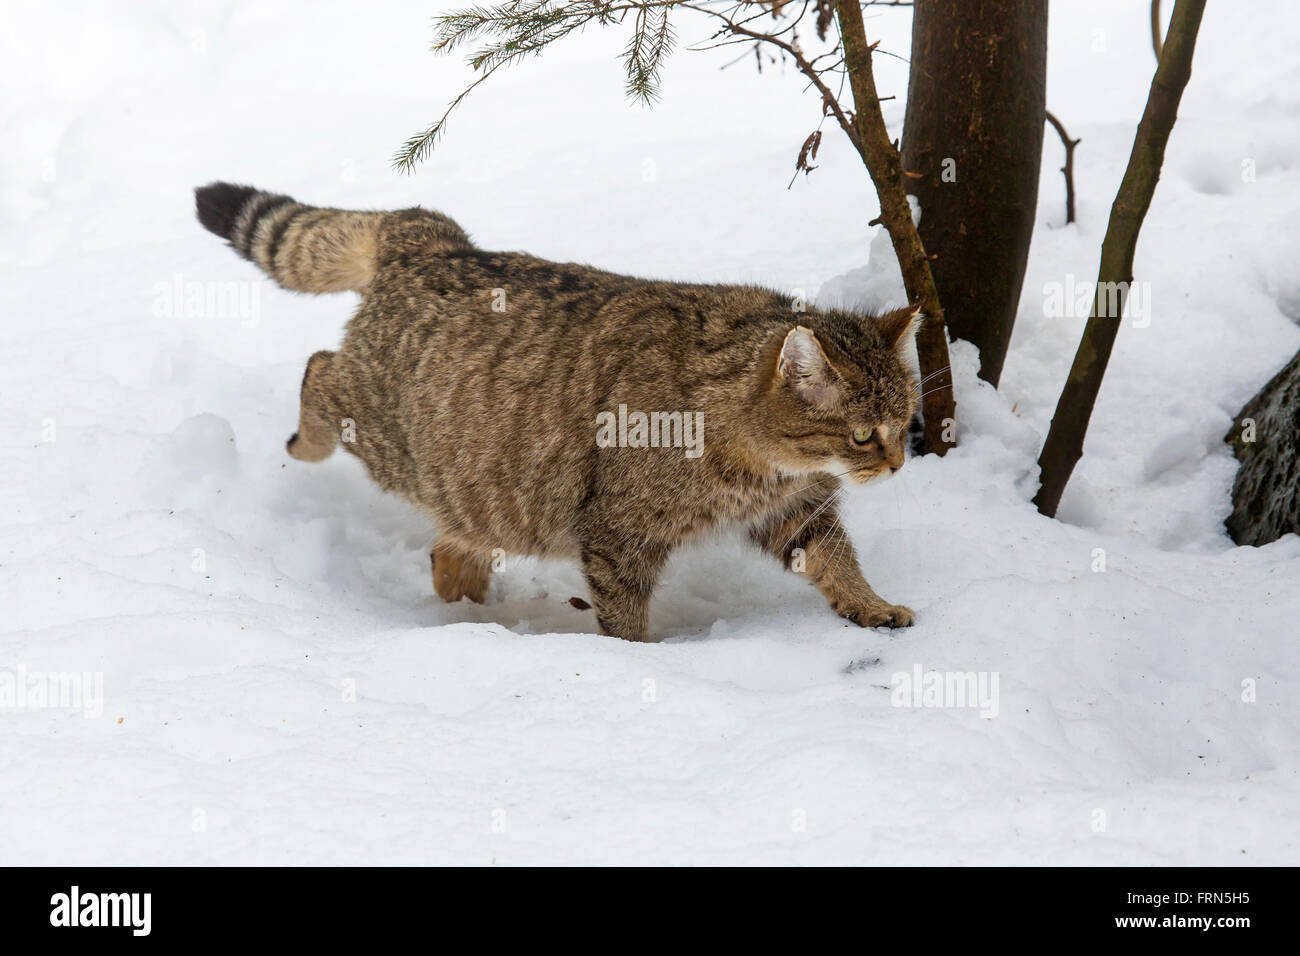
[193,182,471,294]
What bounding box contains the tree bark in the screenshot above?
[1225,347,1300,545]
[901,0,1048,387]
[834,0,956,455]
[1033,0,1207,518]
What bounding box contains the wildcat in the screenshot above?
[195,183,920,641]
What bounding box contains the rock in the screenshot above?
[1225,347,1300,545]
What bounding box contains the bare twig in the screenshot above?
[1045,110,1081,225]
[1150,0,1164,60]
[705,9,866,156]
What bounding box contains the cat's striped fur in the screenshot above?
[196,182,920,641]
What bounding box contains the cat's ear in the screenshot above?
[777,325,839,407]
[877,305,924,355]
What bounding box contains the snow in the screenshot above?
[3,0,1299,865]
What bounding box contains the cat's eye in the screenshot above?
[851,427,876,446]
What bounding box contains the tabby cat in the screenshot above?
[195,183,920,641]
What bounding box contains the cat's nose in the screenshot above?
[890,463,903,473]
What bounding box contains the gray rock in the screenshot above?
[1226,348,1300,545]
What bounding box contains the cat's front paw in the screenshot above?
[836,600,915,629]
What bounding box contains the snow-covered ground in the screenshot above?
[3,0,1298,865]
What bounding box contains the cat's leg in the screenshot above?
[430,540,492,604]
[578,535,670,642]
[750,493,914,629]
[287,350,340,462]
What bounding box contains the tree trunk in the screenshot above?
[901,0,1048,387]
[1034,0,1207,518]
[834,0,955,455]
[1225,347,1300,545]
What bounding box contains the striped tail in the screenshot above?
[194,182,470,294]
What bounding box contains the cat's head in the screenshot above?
[757,305,922,483]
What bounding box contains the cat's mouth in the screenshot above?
[849,466,892,484]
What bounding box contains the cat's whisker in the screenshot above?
[917,385,952,402]
[914,379,952,398]
[783,467,856,497]
[809,523,838,561]
[777,488,842,556]
[912,366,951,391]
[820,523,852,583]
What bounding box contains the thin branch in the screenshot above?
[393,59,513,172]
[1035,0,1207,516]
[396,0,682,169]
[399,1,908,169]
[1045,109,1081,225]
[701,7,865,156]
[1150,0,1164,60]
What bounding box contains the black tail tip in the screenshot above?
[195,182,258,240]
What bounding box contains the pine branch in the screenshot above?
[397,1,693,170]
[623,5,676,102]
